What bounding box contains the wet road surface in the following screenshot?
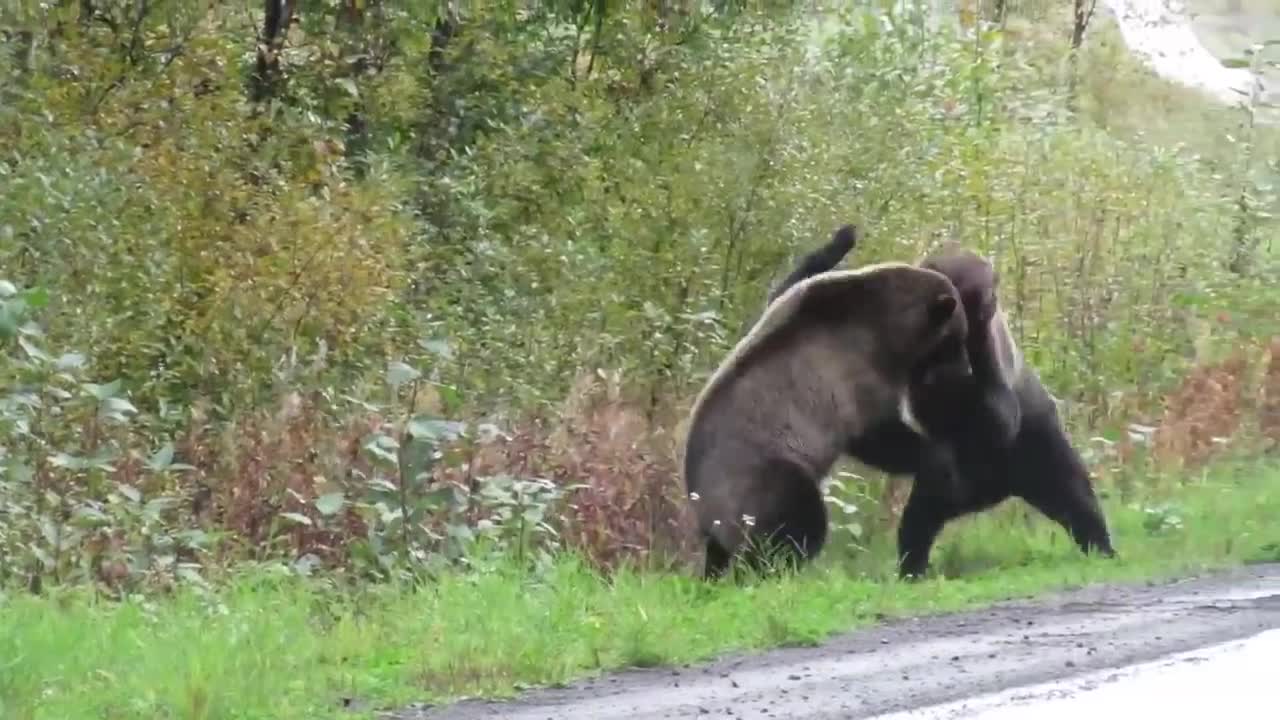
[869,627,1280,719]
[393,563,1280,719]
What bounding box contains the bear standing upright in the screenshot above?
[768,229,1116,578]
[684,252,975,580]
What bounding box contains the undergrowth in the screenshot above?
[1,0,1279,608]
[3,5,1279,717]
[2,459,1277,720]
[5,7,1280,717]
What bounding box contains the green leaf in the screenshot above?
[72,505,110,525]
[83,380,123,402]
[406,417,466,442]
[87,449,118,472]
[368,433,400,452]
[177,529,211,549]
[54,353,86,371]
[364,443,399,465]
[337,77,360,98]
[144,497,177,520]
[29,544,53,569]
[100,396,138,423]
[49,452,90,470]
[39,519,60,548]
[315,492,346,516]
[147,442,175,471]
[18,337,49,363]
[176,565,206,586]
[420,337,453,359]
[4,462,35,484]
[107,397,137,414]
[117,483,142,503]
[386,361,421,388]
[280,512,313,526]
[21,287,48,308]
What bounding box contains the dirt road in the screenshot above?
[393,563,1280,719]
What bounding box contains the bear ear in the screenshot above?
[927,293,959,327]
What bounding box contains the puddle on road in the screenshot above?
[1161,575,1280,605]
[869,628,1280,720]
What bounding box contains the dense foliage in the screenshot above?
[2,1,1278,593]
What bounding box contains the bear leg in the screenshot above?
[1018,480,1116,559]
[739,459,830,578]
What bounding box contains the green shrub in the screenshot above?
[1,2,1278,589]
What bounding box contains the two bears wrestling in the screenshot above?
[683,225,1117,581]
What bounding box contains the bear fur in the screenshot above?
[770,230,1117,579]
[684,255,974,580]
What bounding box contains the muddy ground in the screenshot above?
[392,563,1280,719]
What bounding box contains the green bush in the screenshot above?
[2,2,1278,589]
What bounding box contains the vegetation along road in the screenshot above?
[3,1,1280,719]
[403,564,1280,719]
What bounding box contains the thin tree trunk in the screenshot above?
[1066,0,1098,110]
[251,0,295,102]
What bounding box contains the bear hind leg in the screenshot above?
[1010,420,1117,560]
[897,487,954,580]
[738,459,829,578]
[1018,480,1116,560]
[897,468,1007,580]
[703,537,732,581]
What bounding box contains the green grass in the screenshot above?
[2,461,1279,720]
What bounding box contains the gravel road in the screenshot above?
[392,563,1280,719]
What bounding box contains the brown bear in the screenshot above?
[769,228,1116,579]
[684,254,974,579]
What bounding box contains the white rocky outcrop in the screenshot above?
[1102,0,1264,107]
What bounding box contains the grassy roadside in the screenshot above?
[2,461,1278,720]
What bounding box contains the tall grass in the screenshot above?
[3,460,1279,720]
[1,1,1278,593]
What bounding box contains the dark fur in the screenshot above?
[684,260,974,581]
[894,247,1023,448]
[772,231,1116,579]
[767,225,859,305]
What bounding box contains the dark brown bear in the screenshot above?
[684,257,974,580]
[770,229,1116,579]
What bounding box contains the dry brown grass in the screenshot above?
[172,392,383,569]
[1260,337,1280,451]
[1152,352,1249,468]
[139,371,700,575]
[449,370,698,571]
[1149,334,1280,471]
[89,332,1278,580]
